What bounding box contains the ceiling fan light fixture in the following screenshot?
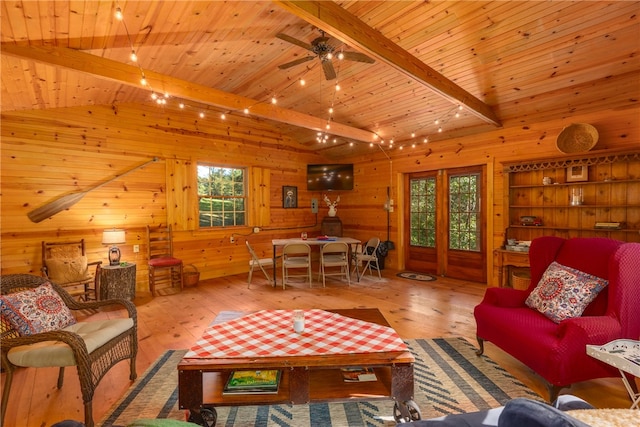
[276,31,374,81]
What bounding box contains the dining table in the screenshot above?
[271,237,361,285]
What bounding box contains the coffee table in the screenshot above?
[178,308,420,426]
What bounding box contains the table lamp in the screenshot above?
[102,229,126,266]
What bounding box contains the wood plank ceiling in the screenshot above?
[1,1,638,159]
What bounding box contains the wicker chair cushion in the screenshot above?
[46,256,91,283]
[7,318,134,367]
[0,282,76,336]
[525,261,608,323]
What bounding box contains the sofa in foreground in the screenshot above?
[400,395,638,427]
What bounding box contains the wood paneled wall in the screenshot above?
[2,103,638,292]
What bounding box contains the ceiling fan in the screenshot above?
[276,30,375,80]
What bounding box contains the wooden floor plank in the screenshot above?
[0,271,634,425]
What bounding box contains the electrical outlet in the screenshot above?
[311,198,319,213]
[230,236,235,244]
[133,244,140,253]
[253,227,260,233]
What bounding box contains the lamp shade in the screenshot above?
[102,229,126,245]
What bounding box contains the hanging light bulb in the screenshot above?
[370,142,374,147]
[434,119,440,125]
[423,137,428,143]
[327,53,333,60]
[199,112,205,118]
[243,108,249,114]
[179,103,185,109]
[335,83,341,91]
[338,52,345,60]
[300,78,306,86]
[130,50,137,62]
[220,113,226,120]
[164,92,169,98]
[328,107,334,114]
[326,123,331,130]
[115,7,123,20]
[411,132,416,138]
[140,74,147,86]
[271,96,277,104]
[438,127,443,133]
[151,92,158,100]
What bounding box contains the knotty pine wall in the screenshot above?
[1,103,639,294]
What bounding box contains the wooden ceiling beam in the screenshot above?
[274,0,502,127]
[0,44,377,144]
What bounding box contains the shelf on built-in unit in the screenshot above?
[509,225,638,233]
[509,179,640,189]
[511,204,640,208]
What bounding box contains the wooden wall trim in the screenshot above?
[504,151,640,172]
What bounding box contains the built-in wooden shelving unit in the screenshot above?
[504,151,640,243]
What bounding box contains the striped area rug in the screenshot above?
[100,337,540,426]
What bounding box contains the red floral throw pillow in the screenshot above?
[0,282,76,336]
[525,261,608,323]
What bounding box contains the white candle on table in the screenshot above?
[293,310,305,334]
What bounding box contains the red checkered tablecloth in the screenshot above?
[184,309,407,359]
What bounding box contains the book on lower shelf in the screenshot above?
[223,370,282,394]
[341,367,377,382]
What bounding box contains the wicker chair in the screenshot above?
[0,274,138,427]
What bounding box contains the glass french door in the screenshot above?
[404,166,486,282]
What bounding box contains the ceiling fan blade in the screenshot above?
[340,51,375,64]
[322,60,337,80]
[278,56,315,70]
[276,33,313,51]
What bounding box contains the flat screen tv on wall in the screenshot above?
[307,164,354,191]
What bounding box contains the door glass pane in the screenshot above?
[409,177,436,247]
[449,173,480,251]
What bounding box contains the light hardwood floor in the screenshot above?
[1,270,634,426]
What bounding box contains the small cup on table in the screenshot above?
[293,310,305,334]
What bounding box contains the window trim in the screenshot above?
[196,163,247,229]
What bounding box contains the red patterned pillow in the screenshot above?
[0,282,76,336]
[525,261,608,323]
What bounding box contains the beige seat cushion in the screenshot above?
[7,318,133,367]
[46,256,91,283]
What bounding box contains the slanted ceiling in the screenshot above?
[1,1,638,159]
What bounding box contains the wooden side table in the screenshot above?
[321,216,343,237]
[99,263,136,300]
[494,249,529,287]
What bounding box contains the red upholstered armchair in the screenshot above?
[474,237,640,402]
